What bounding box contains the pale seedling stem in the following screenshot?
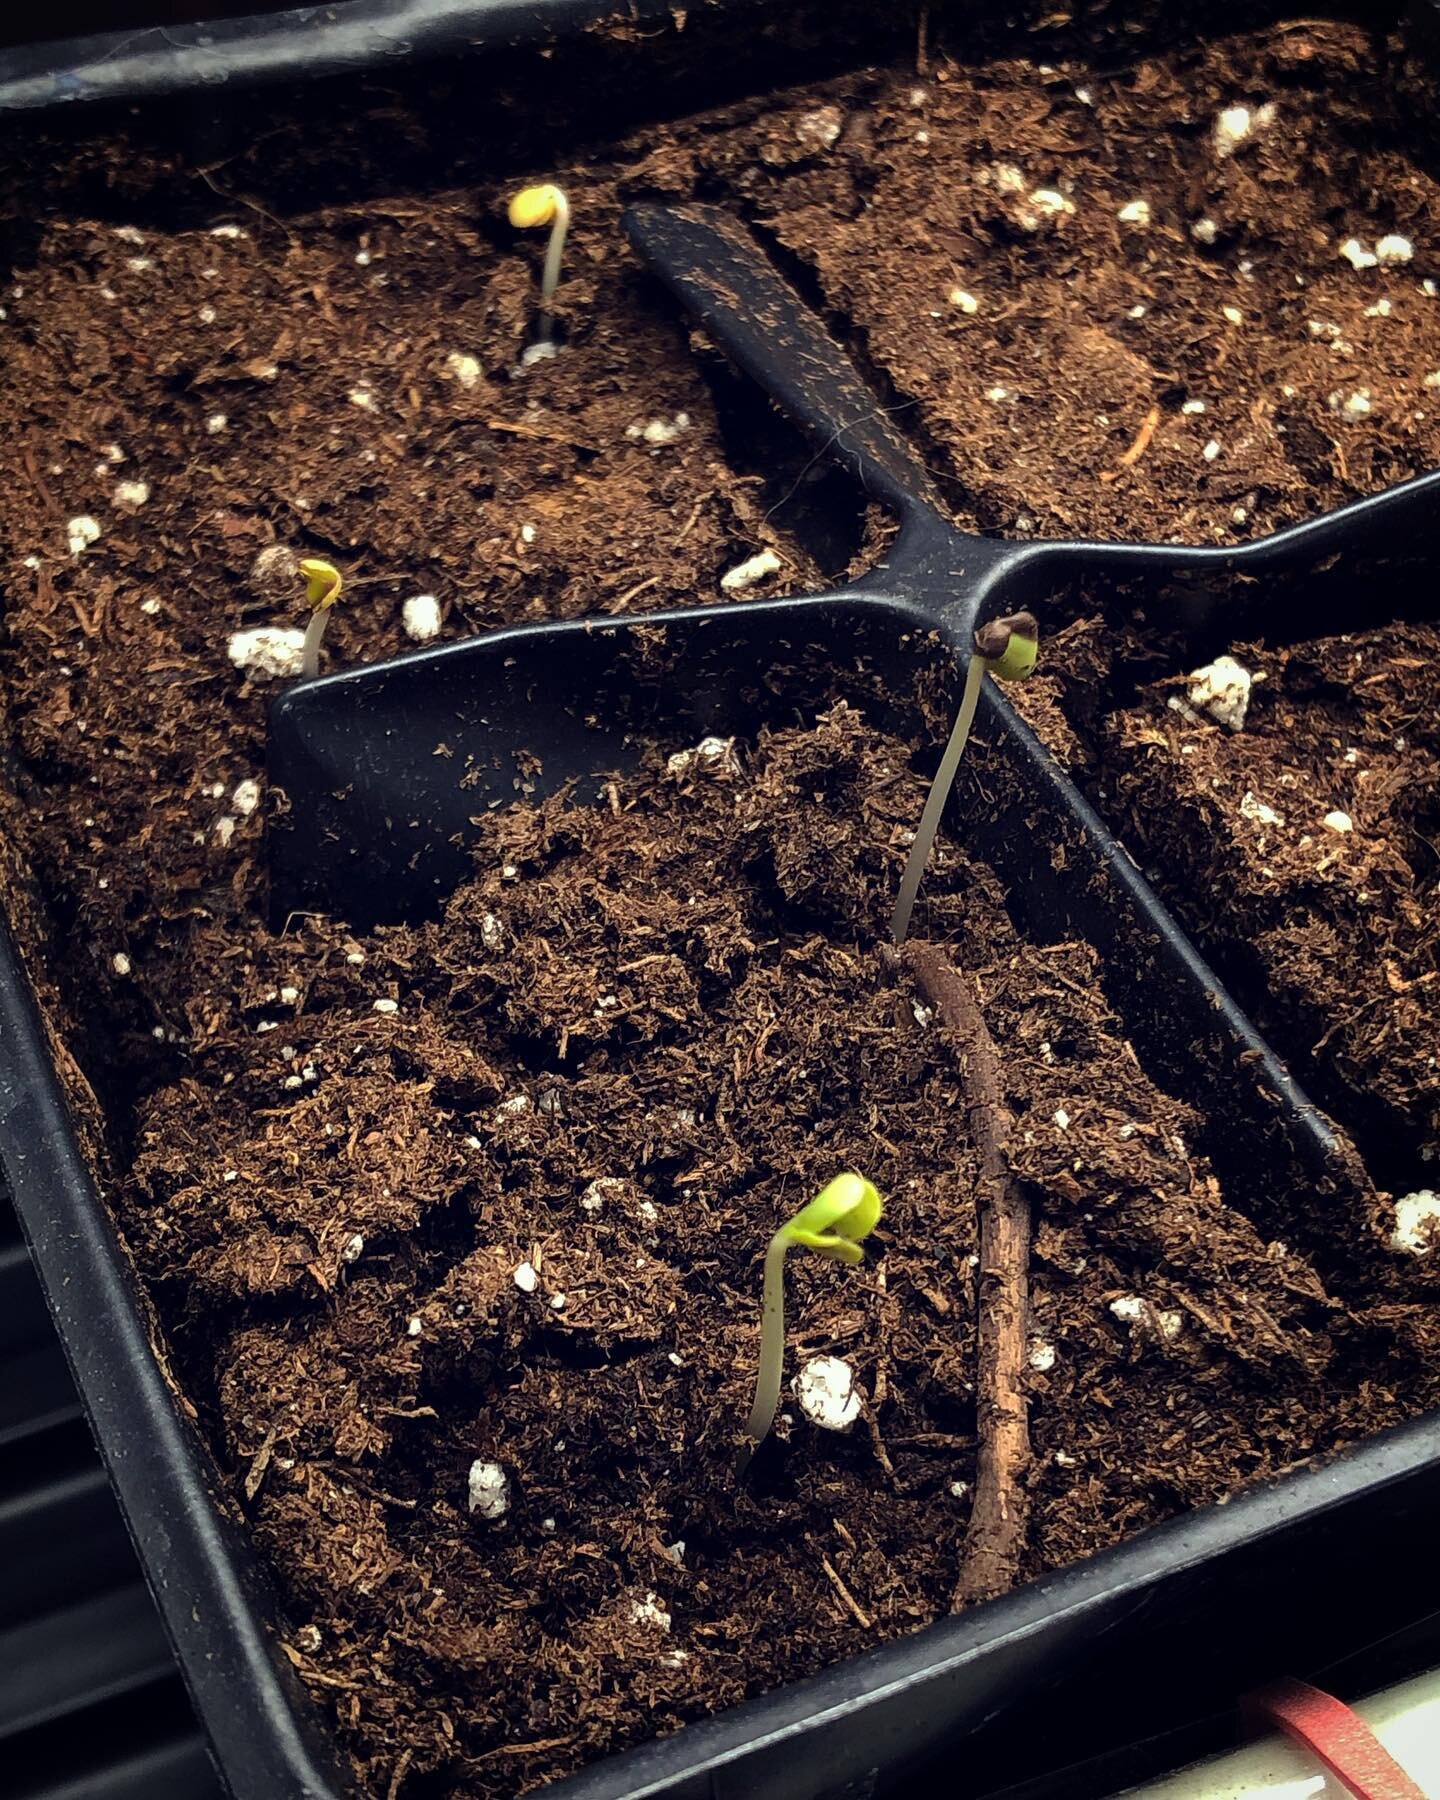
[741,1172,883,1471]
[298,558,344,679]
[890,611,1039,946]
[507,183,570,344]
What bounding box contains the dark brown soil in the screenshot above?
[1,4,1439,1796]
[1013,610,1440,1205]
[124,708,1440,1796]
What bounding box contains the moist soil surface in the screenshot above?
[2,5,1440,1796]
[124,709,1440,1796]
[1013,613,1440,1203]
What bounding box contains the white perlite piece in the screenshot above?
[720,549,781,593]
[446,351,482,389]
[1187,655,1253,731]
[67,515,102,555]
[1027,188,1074,221]
[206,413,228,435]
[1191,217,1219,245]
[466,1460,510,1520]
[341,1234,365,1263]
[372,997,399,1015]
[627,412,691,448]
[795,106,844,153]
[112,952,132,976]
[227,627,306,680]
[628,1592,673,1630]
[793,1356,862,1431]
[1213,102,1274,158]
[348,386,377,411]
[947,287,979,313]
[113,479,150,510]
[480,913,504,951]
[1108,1294,1184,1339]
[512,1261,539,1294]
[1240,791,1283,827]
[250,543,299,588]
[1028,1340,1057,1372]
[666,736,742,781]
[1340,237,1380,272]
[232,778,261,816]
[1376,234,1414,266]
[1330,388,1373,420]
[581,1176,629,1214]
[402,594,442,642]
[1323,810,1353,834]
[1116,199,1151,226]
[1389,1191,1440,1256]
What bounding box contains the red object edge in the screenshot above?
[1244,1677,1428,1800]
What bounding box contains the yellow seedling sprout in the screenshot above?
[507,183,570,345]
[741,1173,884,1468]
[890,610,1039,946]
[298,558,344,679]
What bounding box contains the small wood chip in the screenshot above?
[819,1553,873,1629]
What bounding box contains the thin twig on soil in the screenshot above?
[606,574,662,612]
[904,940,1032,1609]
[819,1552,874,1628]
[386,1750,413,1800]
[1100,403,1162,482]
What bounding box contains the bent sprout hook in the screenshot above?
[742,1172,884,1469]
[298,558,344,680]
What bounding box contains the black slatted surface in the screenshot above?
[0,1195,221,1800]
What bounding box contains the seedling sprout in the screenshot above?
[890,611,1039,945]
[508,183,571,348]
[298,558,344,679]
[741,1172,883,1469]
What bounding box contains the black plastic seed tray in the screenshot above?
[5,6,1440,1800]
[0,1192,222,1800]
